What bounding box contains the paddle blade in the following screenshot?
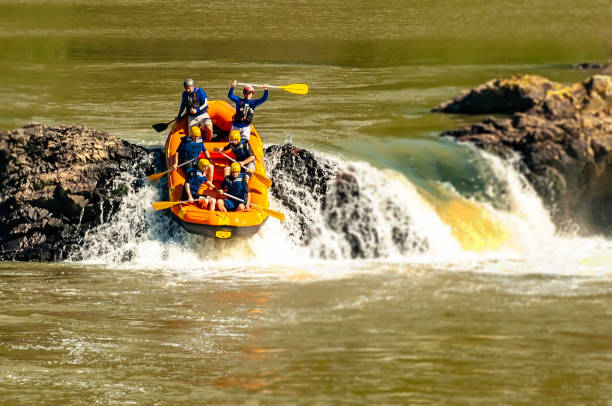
[252,171,273,188]
[152,122,169,132]
[147,170,168,182]
[152,201,181,211]
[261,207,285,221]
[279,83,309,95]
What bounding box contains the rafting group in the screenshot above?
[151,78,308,239]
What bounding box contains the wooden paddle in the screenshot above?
[217,151,273,188]
[237,82,308,95]
[221,191,285,221]
[147,159,194,182]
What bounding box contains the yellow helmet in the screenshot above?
[190,126,201,137]
[197,158,210,168]
[230,162,241,173]
[229,130,241,142]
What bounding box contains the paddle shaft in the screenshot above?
[218,150,249,169]
[147,158,195,181]
[217,150,272,188]
[152,192,215,211]
[221,191,284,221]
[160,158,193,174]
[237,82,278,89]
[152,117,176,132]
[236,82,308,95]
[152,200,188,210]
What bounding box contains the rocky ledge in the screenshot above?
[434,74,612,234]
[0,124,158,261]
[264,144,428,259]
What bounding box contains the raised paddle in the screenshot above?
[217,151,273,188]
[152,117,178,133]
[147,159,194,182]
[237,82,308,95]
[221,192,285,221]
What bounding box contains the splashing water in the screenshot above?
[75,145,612,279]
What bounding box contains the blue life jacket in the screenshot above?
[221,173,249,202]
[227,87,268,128]
[185,167,208,196]
[234,100,255,125]
[178,87,208,117]
[177,136,206,166]
[222,140,253,162]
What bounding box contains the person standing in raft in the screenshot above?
[228,80,268,141]
[217,162,250,212]
[184,159,216,209]
[177,78,214,142]
[214,130,256,178]
[173,126,210,171]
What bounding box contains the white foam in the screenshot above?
[74,147,612,280]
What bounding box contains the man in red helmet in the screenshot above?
[227,80,268,141]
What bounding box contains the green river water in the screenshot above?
[2,0,612,404]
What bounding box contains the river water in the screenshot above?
[2,0,612,404]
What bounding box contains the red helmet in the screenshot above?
[243,85,254,94]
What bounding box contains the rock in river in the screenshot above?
[0,123,158,261]
[436,74,612,234]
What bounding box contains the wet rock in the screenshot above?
[571,62,607,70]
[438,74,612,234]
[432,75,562,114]
[264,144,334,243]
[0,123,160,261]
[264,144,428,258]
[324,171,381,258]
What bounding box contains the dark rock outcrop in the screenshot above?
[432,75,562,114]
[265,144,428,258]
[0,123,159,261]
[571,62,607,70]
[265,144,334,245]
[436,74,612,234]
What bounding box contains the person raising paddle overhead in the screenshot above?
[228,80,268,141]
[177,78,214,142]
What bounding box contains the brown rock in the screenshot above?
[0,123,159,261]
[433,74,563,114]
[439,74,612,234]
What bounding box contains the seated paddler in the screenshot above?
[183,159,216,210]
[214,130,255,179]
[173,126,211,171]
[216,162,251,212]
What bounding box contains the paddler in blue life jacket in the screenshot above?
[177,78,214,142]
[214,130,256,179]
[228,80,268,142]
[217,162,250,212]
[173,126,210,171]
[183,158,216,209]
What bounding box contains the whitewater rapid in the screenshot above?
[74,145,612,279]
